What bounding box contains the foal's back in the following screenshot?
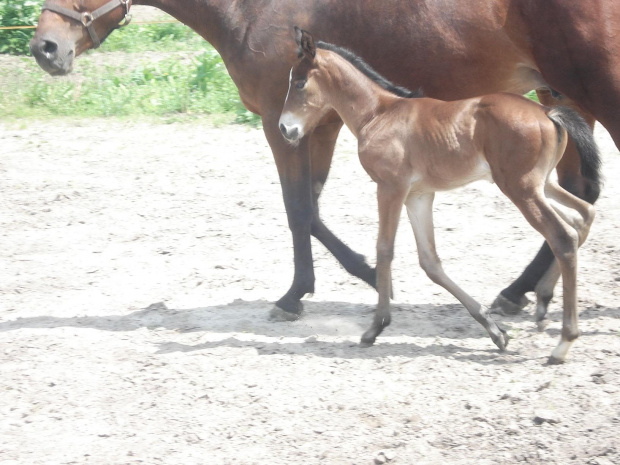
[360,93,560,193]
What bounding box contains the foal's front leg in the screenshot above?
[406,193,509,351]
[360,184,408,346]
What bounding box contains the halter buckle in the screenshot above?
[118,0,132,28]
[81,12,94,27]
[118,13,132,28]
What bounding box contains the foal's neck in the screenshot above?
[321,52,400,138]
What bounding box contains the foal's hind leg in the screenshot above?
[509,190,584,363]
[405,193,509,351]
[360,184,408,346]
[532,182,595,330]
[492,93,598,315]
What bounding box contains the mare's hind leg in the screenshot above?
[309,120,376,288]
[492,92,598,315]
[533,181,596,329]
[360,183,408,346]
[405,193,509,351]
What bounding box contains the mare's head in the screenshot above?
[279,28,329,144]
[30,0,132,75]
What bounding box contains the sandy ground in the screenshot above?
[0,118,619,465]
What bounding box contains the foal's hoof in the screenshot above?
[493,328,510,351]
[490,294,530,316]
[268,305,303,322]
[536,318,550,332]
[546,355,565,365]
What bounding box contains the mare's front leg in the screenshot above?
[406,193,509,351]
[360,184,407,345]
[309,120,376,288]
[492,92,599,316]
[262,114,316,320]
[262,115,376,320]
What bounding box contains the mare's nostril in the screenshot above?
[43,40,58,56]
[279,123,288,137]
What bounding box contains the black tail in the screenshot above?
[546,106,603,195]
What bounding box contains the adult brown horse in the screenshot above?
[30,0,617,321]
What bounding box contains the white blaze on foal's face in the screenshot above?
[279,53,327,144]
[279,68,308,143]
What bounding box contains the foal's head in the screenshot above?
[279,28,329,144]
[279,28,422,144]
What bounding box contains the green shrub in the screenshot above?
[0,3,261,124]
[0,0,43,55]
[0,51,262,125]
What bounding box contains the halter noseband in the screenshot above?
[41,0,132,49]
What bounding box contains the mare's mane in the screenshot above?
[316,41,423,99]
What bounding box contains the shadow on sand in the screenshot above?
[1,298,616,364]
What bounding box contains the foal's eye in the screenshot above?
[295,80,306,89]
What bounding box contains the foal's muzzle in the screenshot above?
[280,123,300,141]
[278,113,304,143]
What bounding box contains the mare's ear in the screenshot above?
[294,26,316,59]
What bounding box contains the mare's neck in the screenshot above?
[134,0,239,55]
[322,53,399,138]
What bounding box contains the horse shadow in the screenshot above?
[2,297,617,363]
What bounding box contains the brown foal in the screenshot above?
[280,29,601,363]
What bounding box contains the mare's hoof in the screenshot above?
[490,294,530,316]
[269,305,303,322]
[360,330,378,347]
[536,318,550,332]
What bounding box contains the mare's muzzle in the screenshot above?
[30,0,132,75]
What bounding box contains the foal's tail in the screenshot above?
[546,106,603,195]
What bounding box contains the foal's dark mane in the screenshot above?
[316,41,423,99]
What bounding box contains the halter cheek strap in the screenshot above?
[41,0,132,49]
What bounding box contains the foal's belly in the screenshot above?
[409,156,493,193]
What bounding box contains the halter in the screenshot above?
[41,0,132,49]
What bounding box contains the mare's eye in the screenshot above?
[295,80,306,89]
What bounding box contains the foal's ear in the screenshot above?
[294,26,316,59]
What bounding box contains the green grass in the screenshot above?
[525,90,540,103]
[0,47,261,125]
[98,22,208,53]
[0,22,261,125]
